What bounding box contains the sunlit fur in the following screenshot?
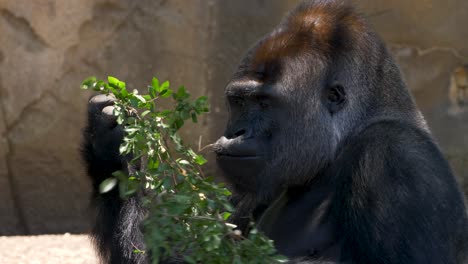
[83,1,468,263]
[221,0,468,262]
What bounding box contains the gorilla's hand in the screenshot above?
[85,94,124,165]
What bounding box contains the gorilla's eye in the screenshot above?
[255,95,270,109]
[327,85,345,104]
[231,96,245,107]
[328,90,340,102]
[325,84,346,114]
[259,101,270,109]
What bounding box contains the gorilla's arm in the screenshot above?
[82,95,147,264]
[331,120,468,264]
[83,95,125,195]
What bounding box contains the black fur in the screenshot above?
[82,94,147,264]
[215,0,468,263]
[82,1,468,263]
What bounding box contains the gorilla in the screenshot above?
[82,0,468,263]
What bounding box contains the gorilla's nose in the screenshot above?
[233,128,247,137]
[228,126,254,140]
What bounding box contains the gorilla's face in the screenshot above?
[215,55,345,200]
[215,77,283,194]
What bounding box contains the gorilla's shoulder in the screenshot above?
[349,119,436,155]
[336,119,457,190]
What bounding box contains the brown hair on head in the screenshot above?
[250,0,365,83]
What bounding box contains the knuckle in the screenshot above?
[88,94,116,106]
[102,105,115,116]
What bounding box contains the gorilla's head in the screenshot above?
[214,1,420,202]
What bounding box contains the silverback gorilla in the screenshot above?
[82,1,468,263]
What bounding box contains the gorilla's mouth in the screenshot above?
[216,152,266,190]
[213,136,261,158]
[215,152,260,159]
[213,136,266,185]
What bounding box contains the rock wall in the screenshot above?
[0,0,466,234]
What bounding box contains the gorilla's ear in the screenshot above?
[324,82,346,114]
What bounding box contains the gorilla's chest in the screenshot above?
[256,187,341,261]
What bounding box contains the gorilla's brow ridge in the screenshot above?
[225,79,264,97]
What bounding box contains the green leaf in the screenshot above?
[180,109,190,120]
[130,97,139,108]
[194,96,210,113]
[159,88,173,98]
[125,179,139,196]
[141,110,151,117]
[112,170,128,181]
[148,85,157,98]
[81,76,96,90]
[119,143,130,154]
[194,155,207,165]
[118,180,128,199]
[183,256,197,264]
[95,80,109,92]
[108,76,120,86]
[134,94,147,103]
[152,77,160,92]
[172,118,184,130]
[108,76,126,90]
[178,159,190,165]
[120,87,129,97]
[124,127,139,134]
[99,178,118,194]
[191,112,198,123]
[133,249,145,254]
[117,115,125,125]
[222,189,232,196]
[222,212,232,221]
[174,86,190,101]
[158,110,172,117]
[160,80,170,91]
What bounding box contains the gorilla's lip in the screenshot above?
[216,153,261,159]
[213,136,261,159]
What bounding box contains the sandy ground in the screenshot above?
[0,234,98,264]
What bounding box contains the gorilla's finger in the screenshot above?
[99,105,118,129]
[89,94,116,105]
[102,105,116,117]
[88,94,116,114]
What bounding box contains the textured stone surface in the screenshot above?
[0,105,22,235]
[0,0,466,234]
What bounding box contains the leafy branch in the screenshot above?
[81,76,286,264]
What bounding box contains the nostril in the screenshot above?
[234,129,246,137]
